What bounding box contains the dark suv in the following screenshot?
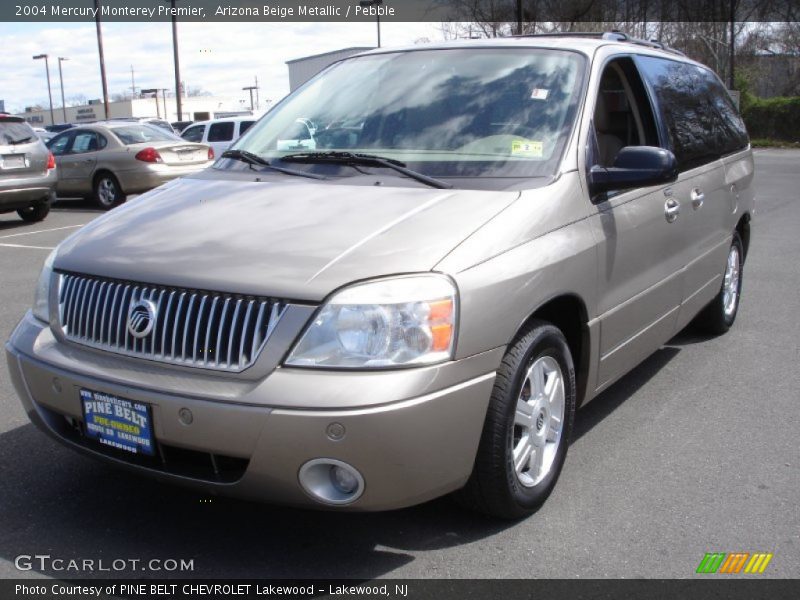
[0,115,56,222]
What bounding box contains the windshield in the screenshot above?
[111,124,178,145]
[229,48,585,183]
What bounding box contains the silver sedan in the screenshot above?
[46,122,214,209]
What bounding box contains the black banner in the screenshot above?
[2,0,799,23]
[4,579,800,600]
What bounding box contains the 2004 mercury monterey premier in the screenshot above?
[6,33,754,518]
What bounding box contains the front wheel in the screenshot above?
[93,173,125,210]
[458,320,576,519]
[695,231,744,335]
[17,201,50,223]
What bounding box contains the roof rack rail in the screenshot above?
[513,30,686,57]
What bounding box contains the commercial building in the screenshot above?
[16,96,261,127]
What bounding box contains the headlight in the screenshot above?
[32,249,56,323]
[286,275,458,368]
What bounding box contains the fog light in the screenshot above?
[331,465,359,494]
[298,459,365,505]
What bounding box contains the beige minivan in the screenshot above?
[5,33,754,518]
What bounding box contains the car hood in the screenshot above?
[55,176,520,301]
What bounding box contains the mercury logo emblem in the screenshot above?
[127,300,157,339]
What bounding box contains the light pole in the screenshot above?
[94,0,110,119]
[162,0,184,120]
[58,57,68,123]
[359,0,383,48]
[242,85,258,110]
[32,54,55,126]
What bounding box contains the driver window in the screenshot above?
[592,58,659,167]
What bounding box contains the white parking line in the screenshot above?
[0,243,55,250]
[0,224,84,240]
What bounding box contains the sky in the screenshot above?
[0,21,446,114]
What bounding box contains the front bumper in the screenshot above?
[5,312,499,511]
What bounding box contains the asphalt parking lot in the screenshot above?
[0,150,797,580]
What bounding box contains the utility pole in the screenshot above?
[165,0,183,120]
[57,57,68,123]
[130,65,137,96]
[358,0,383,47]
[516,0,523,35]
[32,54,55,126]
[94,0,110,119]
[242,85,257,110]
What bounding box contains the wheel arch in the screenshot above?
[736,212,751,262]
[513,293,591,407]
[92,169,123,193]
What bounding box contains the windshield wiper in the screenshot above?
[279,151,453,189]
[8,136,33,145]
[220,149,326,180]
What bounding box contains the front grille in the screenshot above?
[57,272,287,372]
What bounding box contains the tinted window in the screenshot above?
[208,122,235,142]
[699,69,749,155]
[181,125,205,143]
[238,121,255,135]
[637,56,747,170]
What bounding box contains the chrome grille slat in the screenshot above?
[57,273,287,372]
[238,300,255,370]
[216,298,231,365]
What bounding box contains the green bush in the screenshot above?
[741,95,800,142]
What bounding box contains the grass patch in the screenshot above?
[750,138,800,148]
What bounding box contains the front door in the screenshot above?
[586,57,691,390]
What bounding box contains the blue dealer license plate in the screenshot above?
[81,389,155,456]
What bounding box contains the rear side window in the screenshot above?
[239,121,255,135]
[208,122,235,142]
[71,131,106,153]
[112,125,176,145]
[637,56,748,170]
[0,120,35,145]
[181,125,205,143]
[699,69,749,155]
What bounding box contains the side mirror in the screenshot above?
[589,146,678,196]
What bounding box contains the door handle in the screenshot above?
[691,188,705,210]
[665,198,680,223]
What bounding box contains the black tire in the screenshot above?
[17,201,50,223]
[695,231,744,335]
[457,320,576,519]
[93,173,126,210]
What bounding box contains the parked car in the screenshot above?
[45,123,75,133]
[7,34,754,518]
[0,114,56,222]
[46,121,214,209]
[180,116,257,157]
[110,117,178,136]
[33,127,55,144]
[171,120,194,133]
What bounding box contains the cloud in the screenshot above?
[1,21,444,113]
